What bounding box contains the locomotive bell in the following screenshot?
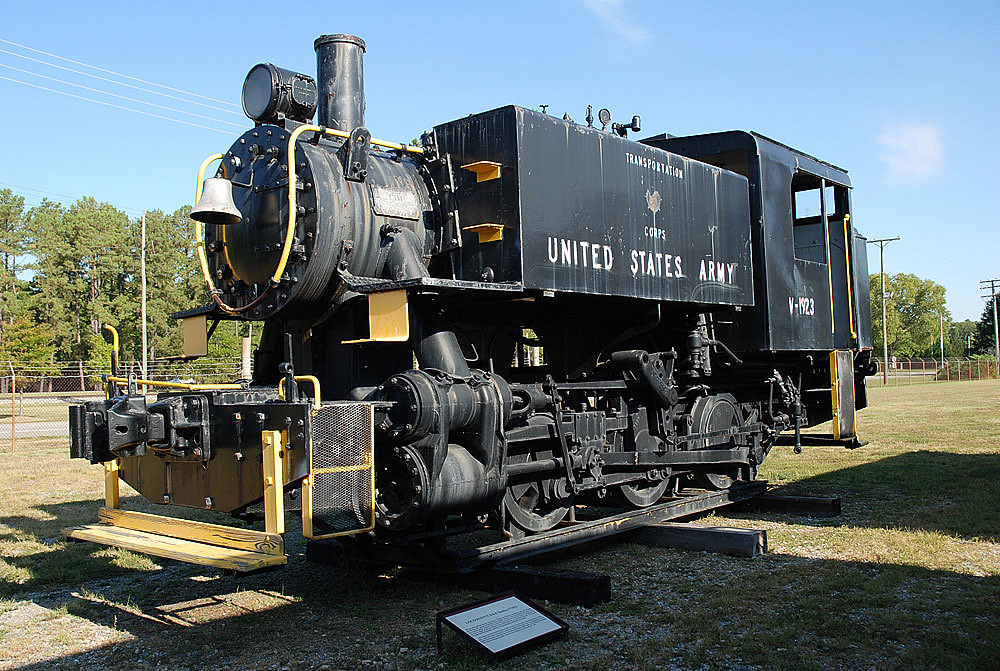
[191,177,243,226]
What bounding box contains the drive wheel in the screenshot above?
[615,478,670,507]
[694,469,737,490]
[503,451,572,533]
[688,394,744,491]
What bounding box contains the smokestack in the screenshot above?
[314,34,366,131]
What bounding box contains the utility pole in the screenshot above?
[939,312,945,368]
[241,323,252,380]
[980,278,1000,378]
[868,237,900,384]
[140,211,148,393]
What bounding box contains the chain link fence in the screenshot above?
[1,357,245,450]
[871,357,999,386]
[3,354,997,450]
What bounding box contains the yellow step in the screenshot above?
[62,507,287,573]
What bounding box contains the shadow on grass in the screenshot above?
[0,497,241,600]
[0,498,156,600]
[760,450,1000,542]
[4,447,996,602]
[6,548,998,671]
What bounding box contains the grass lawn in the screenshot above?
[0,381,998,670]
[0,403,71,423]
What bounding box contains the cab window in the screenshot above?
[791,172,830,263]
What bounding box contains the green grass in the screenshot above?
[0,402,72,422]
[0,381,998,670]
[0,437,206,599]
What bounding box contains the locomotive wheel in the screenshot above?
[695,469,737,490]
[689,394,745,491]
[615,478,670,508]
[614,428,670,507]
[503,451,572,533]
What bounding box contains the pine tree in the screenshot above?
[972,297,997,357]
[0,189,26,343]
[27,198,132,372]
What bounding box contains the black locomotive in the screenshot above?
[67,34,873,567]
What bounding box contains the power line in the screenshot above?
[0,63,244,127]
[0,181,146,215]
[0,74,233,134]
[0,47,244,117]
[0,37,241,109]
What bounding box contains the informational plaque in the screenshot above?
[436,592,568,659]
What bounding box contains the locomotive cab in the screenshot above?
[645,131,874,426]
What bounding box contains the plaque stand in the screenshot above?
[436,592,568,660]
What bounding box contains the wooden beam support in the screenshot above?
[628,523,767,558]
[734,494,842,517]
[461,564,612,607]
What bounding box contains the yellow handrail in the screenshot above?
[843,214,857,340]
[106,376,243,391]
[824,203,834,335]
[277,374,322,410]
[102,324,120,371]
[102,324,121,398]
[192,153,241,315]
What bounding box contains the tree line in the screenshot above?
[0,188,249,383]
[868,273,996,359]
[0,186,996,373]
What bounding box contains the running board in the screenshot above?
[63,507,286,573]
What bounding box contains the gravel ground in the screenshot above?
[3,504,997,671]
[3,382,999,670]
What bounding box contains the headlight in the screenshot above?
[242,62,318,124]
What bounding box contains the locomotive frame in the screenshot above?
[65,33,874,573]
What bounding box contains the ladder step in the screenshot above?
[63,524,288,572]
[95,507,283,554]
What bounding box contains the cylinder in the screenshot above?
[314,34,366,131]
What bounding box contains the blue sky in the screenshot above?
[1,0,997,319]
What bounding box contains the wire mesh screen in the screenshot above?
[305,402,376,538]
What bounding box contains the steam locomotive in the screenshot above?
[67,34,873,569]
